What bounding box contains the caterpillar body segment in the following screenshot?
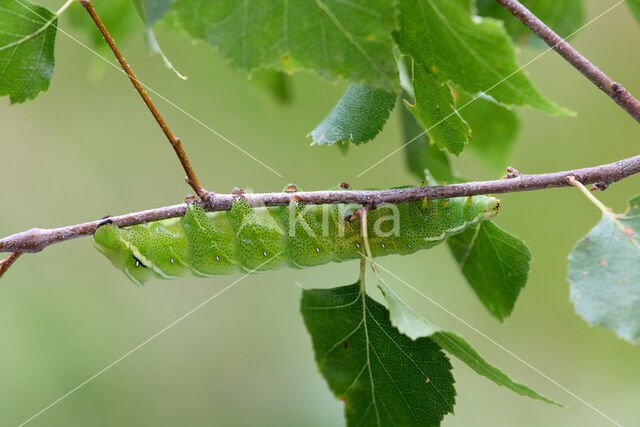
[94,190,500,285]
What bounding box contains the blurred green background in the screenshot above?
[1,0,640,425]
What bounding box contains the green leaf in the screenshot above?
[0,0,57,104]
[378,281,559,406]
[377,280,441,340]
[310,84,396,146]
[301,282,456,426]
[447,221,531,321]
[172,0,399,89]
[431,331,560,406]
[251,69,292,104]
[457,90,520,171]
[399,98,456,183]
[407,62,470,155]
[132,0,186,79]
[132,0,174,25]
[628,0,640,25]
[394,0,568,114]
[476,0,585,47]
[144,26,187,80]
[568,194,640,344]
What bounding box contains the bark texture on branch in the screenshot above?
[2,154,639,254]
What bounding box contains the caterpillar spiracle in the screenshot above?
[94,187,500,285]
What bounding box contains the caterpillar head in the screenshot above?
[94,223,153,286]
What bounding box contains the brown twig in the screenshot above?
[0,252,22,279]
[497,0,640,123]
[79,0,208,199]
[2,154,639,254]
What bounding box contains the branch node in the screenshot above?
[200,191,217,209]
[566,175,579,185]
[591,181,609,192]
[611,82,623,96]
[504,166,521,179]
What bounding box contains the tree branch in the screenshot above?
[79,0,208,199]
[2,154,639,254]
[0,252,22,279]
[497,0,640,123]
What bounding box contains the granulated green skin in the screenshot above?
[95,192,499,285]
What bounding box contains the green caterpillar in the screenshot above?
[94,187,500,285]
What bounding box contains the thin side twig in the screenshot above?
[497,0,640,123]
[2,154,640,254]
[79,0,208,199]
[0,252,22,279]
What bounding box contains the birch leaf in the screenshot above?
[0,0,57,104]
